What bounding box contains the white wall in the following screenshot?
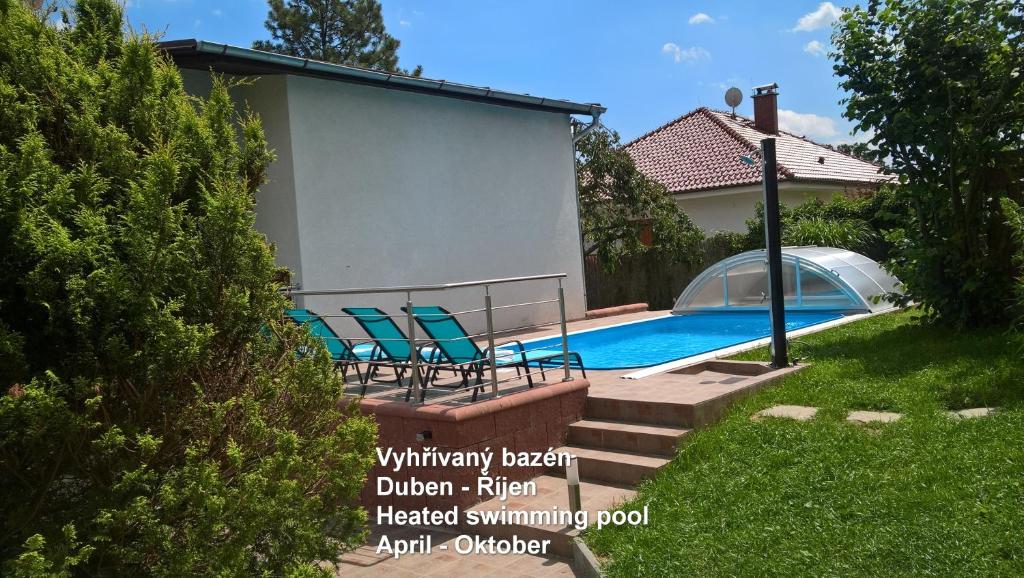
[677,185,845,233]
[239,76,304,283]
[180,70,587,335]
[282,75,586,334]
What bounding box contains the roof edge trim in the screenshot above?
[159,39,606,116]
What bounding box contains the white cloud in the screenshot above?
[662,43,711,63]
[792,2,842,32]
[777,109,838,139]
[688,12,714,25]
[399,19,411,27]
[699,81,730,90]
[803,40,827,57]
[832,127,876,146]
[211,8,222,17]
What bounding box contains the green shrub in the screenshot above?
[1001,199,1024,329]
[740,187,909,261]
[783,217,878,255]
[705,230,749,257]
[0,1,376,575]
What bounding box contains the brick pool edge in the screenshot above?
[356,379,589,511]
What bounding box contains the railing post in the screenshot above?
[558,281,572,382]
[484,287,500,398]
[405,292,421,403]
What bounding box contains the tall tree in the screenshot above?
[833,0,1024,328]
[253,0,422,76]
[575,124,703,269]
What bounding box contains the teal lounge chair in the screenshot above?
[404,305,586,401]
[342,307,443,401]
[285,308,375,385]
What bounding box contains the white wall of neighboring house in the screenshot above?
[675,184,857,233]
[180,70,586,334]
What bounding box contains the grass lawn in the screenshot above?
[585,309,1024,576]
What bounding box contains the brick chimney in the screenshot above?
[752,83,779,135]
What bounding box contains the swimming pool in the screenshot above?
[522,311,844,370]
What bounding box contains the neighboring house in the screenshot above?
[624,84,892,233]
[160,40,604,333]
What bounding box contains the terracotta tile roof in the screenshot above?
[623,107,893,194]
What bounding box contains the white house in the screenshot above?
[624,84,893,233]
[161,40,604,333]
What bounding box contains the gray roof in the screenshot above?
[159,39,605,116]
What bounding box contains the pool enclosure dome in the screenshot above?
[673,246,902,314]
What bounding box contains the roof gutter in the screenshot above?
[572,110,603,145]
[159,39,607,117]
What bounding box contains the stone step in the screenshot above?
[552,445,670,486]
[568,419,691,456]
[459,474,635,558]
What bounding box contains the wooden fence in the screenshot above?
[583,236,739,311]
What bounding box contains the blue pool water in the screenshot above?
[523,311,844,370]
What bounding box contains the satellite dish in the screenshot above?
[724,87,743,117]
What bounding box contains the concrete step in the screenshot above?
[568,419,690,456]
[585,395,697,427]
[552,445,670,486]
[460,474,635,558]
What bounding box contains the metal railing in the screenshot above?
[287,274,576,403]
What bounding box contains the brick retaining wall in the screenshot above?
[358,379,589,511]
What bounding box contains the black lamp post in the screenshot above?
[742,139,789,368]
[760,138,788,368]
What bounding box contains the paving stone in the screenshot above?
[947,407,997,419]
[846,410,902,424]
[752,405,819,421]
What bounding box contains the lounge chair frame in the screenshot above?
[342,307,444,400]
[285,308,369,383]
[404,305,586,401]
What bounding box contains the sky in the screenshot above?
[124,0,864,144]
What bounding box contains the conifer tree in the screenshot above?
[254,0,422,76]
[0,1,376,574]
